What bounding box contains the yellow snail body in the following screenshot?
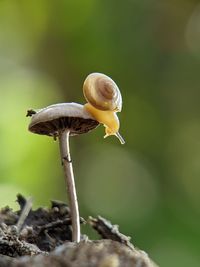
[83,73,125,144]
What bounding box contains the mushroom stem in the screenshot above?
[58,130,80,243]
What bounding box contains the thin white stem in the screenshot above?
[58,130,80,242]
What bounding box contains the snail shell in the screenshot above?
[83,73,122,112]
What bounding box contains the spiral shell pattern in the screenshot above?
[83,73,122,112]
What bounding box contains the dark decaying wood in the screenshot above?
[0,195,158,267]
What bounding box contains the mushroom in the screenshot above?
[27,102,99,242]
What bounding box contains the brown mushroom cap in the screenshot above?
[28,103,99,137]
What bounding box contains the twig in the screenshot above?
[16,197,33,233]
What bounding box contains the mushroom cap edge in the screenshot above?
[28,102,99,137]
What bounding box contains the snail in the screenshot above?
[83,73,125,144]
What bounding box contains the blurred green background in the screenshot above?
[0,0,200,266]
